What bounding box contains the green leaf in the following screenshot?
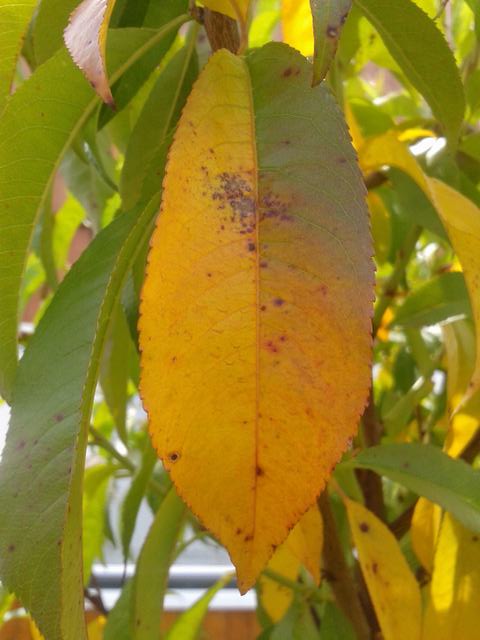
[349,443,480,533]
[120,33,198,210]
[0,20,188,402]
[134,488,185,640]
[0,0,38,110]
[100,304,132,443]
[98,0,189,129]
[83,464,116,583]
[104,580,135,640]
[319,602,356,640]
[310,0,352,85]
[271,597,320,640]
[393,272,471,328]
[33,0,79,65]
[0,197,159,640]
[120,438,157,561]
[165,573,233,640]
[353,0,465,141]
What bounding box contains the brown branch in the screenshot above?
[318,492,372,640]
[203,8,240,53]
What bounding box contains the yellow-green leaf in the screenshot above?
[423,514,480,640]
[202,0,250,22]
[139,43,373,592]
[64,0,117,106]
[260,506,323,622]
[345,497,422,640]
[0,0,38,111]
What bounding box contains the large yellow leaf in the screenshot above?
[202,0,250,22]
[139,43,373,591]
[345,498,422,640]
[64,0,117,106]
[422,514,480,640]
[281,0,314,56]
[260,506,323,621]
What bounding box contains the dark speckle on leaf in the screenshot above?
[168,452,180,463]
[359,522,369,532]
[327,26,338,38]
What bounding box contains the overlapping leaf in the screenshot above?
[64,0,117,106]
[139,42,374,591]
[0,22,187,402]
[310,0,352,85]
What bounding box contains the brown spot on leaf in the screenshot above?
[168,452,180,463]
[282,67,293,77]
[265,340,278,353]
[273,298,284,307]
[244,534,253,542]
[372,562,378,574]
[7,544,15,553]
[16,440,26,451]
[359,522,369,532]
[256,466,264,477]
[247,241,256,252]
[54,413,64,423]
[327,26,338,38]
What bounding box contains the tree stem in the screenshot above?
[318,491,371,640]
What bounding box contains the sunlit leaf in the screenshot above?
[423,514,480,640]
[354,0,465,141]
[260,506,323,622]
[281,0,314,56]
[64,0,117,106]
[411,497,441,573]
[310,0,352,85]
[139,43,373,592]
[345,497,422,640]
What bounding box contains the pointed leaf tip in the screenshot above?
[64,0,117,107]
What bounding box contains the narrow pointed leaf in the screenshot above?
[133,489,185,640]
[139,43,374,592]
[310,0,352,85]
[354,0,465,141]
[120,38,198,210]
[0,0,38,110]
[0,198,159,640]
[349,443,480,533]
[345,498,422,640]
[0,22,186,402]
[64,0,117,106]
[165,573,232,640]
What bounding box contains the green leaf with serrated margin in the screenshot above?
[0,20,188,402]
[310,0,352,85]
[0,197,159,640]
[349,443,480,533]
[354,0,465,142]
